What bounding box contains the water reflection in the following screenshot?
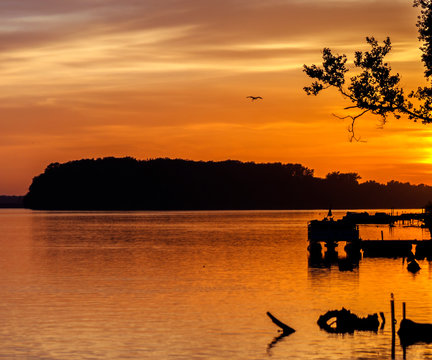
[307,241,360,273]
[267,333,289,356]
[2,210,432,359]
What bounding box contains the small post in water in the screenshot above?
[391,293,396,359]
[403,302,406,320]
[381,230,384,241]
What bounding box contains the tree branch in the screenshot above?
[303,23,432,138]
[332,109,369,142]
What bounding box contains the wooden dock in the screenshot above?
[361,240,419,258]
[308,210,432,259]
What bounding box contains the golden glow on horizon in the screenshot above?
[0,0,431,194]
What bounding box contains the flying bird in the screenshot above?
[246,96,263,101]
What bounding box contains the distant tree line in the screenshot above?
[0,196,24,208]
[22,157,432,210]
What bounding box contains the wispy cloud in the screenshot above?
[0,0,430,194]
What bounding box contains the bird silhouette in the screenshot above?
[246,96,263,101]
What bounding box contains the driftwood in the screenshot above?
[266,312,295,335]
[317,308,380,333]
[398,319,432,346]
[266,312,296,354]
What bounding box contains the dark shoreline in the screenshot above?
[2,207,425,211]
[0,196,24,208]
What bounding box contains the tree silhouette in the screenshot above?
[304,0,432,141]
[22,157,432,210]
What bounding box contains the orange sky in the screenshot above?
[1,0,432,195]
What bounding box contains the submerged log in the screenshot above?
[266,312,295,335]
[317,308,380,334]
[398,319,432,346]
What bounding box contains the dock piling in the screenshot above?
[391,294,396,359]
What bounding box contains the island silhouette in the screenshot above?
[22,157,432,210]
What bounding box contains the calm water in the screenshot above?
[2,209,432,359]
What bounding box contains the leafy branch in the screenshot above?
[303,1,432,139]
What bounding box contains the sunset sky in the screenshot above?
[1,0,432,195]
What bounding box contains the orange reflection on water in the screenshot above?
[1,209,432,359]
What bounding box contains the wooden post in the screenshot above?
[381,230,384,241]
[403,302,406,320]
[391,294,396,359]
